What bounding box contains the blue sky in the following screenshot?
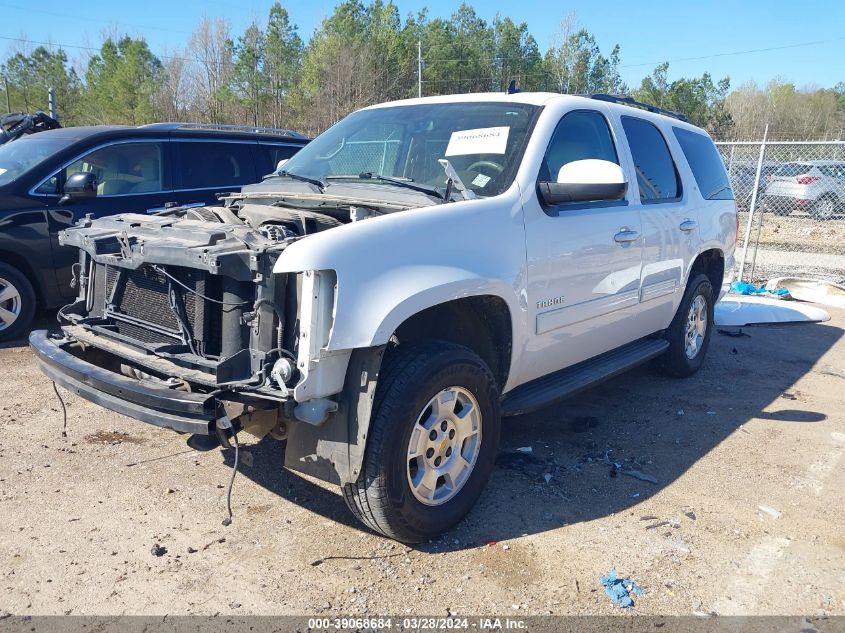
[2,0,843,89]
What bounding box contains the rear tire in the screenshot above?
[342,340,500,543]
[811,196,837,221]
[0,262,36,343]
[658,273,714,378]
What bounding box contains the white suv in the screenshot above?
[32,92,737,542]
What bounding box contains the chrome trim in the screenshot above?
[172,137,259,144]
[640,278,679,303]
[536,288,639,335]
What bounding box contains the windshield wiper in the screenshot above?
[280,170,326,193]
[326,172,445,201]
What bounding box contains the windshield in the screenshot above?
[0,135,71,187]
[279,102,540,199]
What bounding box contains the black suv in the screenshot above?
[0,123,309,340]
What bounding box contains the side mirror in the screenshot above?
[538,159,627,206]
[59,172,98,205]
[275,158,289,173]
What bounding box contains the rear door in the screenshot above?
[520,108,644,384]
[40,139,173,297]
[172,140,259,204]
[618,116,696,335]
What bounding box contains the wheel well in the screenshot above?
[690,249,724,293]
[0,250,42,305]
[393,296,512,390]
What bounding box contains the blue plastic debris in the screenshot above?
[730,281,789,296]
[600,568,644,608]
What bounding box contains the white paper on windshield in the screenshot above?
[472,173,492,187]
[445,126,509,156]
[0,168,7,176]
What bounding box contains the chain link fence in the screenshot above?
[717,140,845,285]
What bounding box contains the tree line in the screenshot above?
[2,0,844,140]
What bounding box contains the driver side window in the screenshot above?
[37,142,165,196]
[541,110,618,183]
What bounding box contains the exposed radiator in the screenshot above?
[101,264,222,356]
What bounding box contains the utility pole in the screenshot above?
[3,75,10,112]
[417,40,422,99]
[48,88,57,121]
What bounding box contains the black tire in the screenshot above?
[0,261,36,342]
[657,273,714,378]
[342,340,500,543]
[810,195,837,221]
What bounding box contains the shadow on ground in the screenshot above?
[223,317,843,551]
[10,307,842,549]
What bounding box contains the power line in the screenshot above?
[619,36,845,69]
[0,35,200,65]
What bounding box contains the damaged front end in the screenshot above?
[30,202,375,484]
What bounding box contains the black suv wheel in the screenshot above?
[0,262,36,342]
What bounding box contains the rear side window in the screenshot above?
[819,164,845,179]
[775,163,811,177]
[621,116,680,202]
[673,127,733,200]
[258,143,302,175]
[177,142,257,189]
[541,110,618,182]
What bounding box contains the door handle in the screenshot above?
[679,219,698,232]
[614,229,639,243]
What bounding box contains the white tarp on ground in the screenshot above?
[715,295,830,327]
[765,278,845,309]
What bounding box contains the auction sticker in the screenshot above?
[445,126,509,156]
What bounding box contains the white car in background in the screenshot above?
[763,160,845,220]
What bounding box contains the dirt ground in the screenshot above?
[746,213,845,255]
[1,307,844,617]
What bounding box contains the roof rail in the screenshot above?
[141,122,309,139]
[588,94,689,123]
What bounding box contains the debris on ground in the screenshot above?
[516,446,533,454]
[730,281,790,297]
[495,450,548,479]
[571,416,600,433]
[765,277,845,309]
[716,295,830,326]
[599,569,644,608]
[758,505,783,519]
[150,543,167,557]
[622,469,658,484]
[717,328,751,338]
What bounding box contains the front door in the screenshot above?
[518,109,643,387]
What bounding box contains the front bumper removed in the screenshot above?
[29,330,216,435]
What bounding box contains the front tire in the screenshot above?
[658,273,714,377]
[0,262,36,342]
[342,340,500,543]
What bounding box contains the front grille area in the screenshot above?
[101,264,222,355]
